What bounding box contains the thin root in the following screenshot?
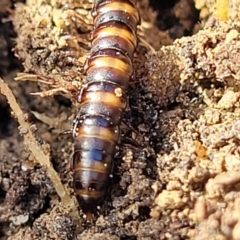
[30,87,69,97]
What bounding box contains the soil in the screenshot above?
[1,0,240,239]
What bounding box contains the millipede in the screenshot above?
[72,0,140,221]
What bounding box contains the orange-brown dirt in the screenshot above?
[1,0,240,239]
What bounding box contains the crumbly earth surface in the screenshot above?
[194,0,240,23]
[1,0,240,239]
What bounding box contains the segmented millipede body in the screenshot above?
[72,0,140,220]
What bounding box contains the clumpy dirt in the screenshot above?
[1,0,240,239]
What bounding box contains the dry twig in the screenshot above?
[0,78,80,225]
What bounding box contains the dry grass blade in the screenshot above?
[216,0,228,21]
